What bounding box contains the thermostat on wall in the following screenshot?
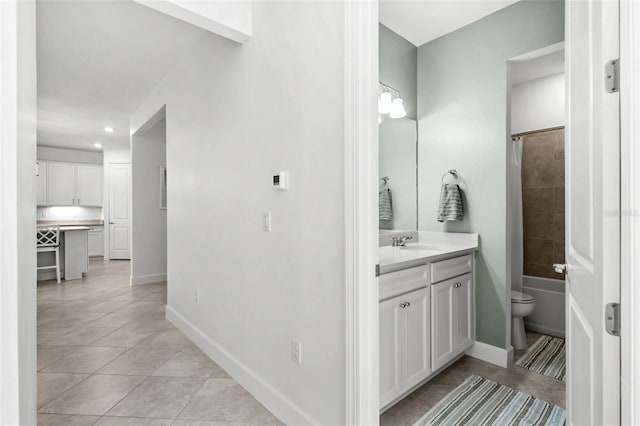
[273,171,289,190]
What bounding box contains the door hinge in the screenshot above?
[375,264,380,277]
[605,302,620,336]
[605,59,620,93]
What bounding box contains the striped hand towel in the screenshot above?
[379,184,393,221]
[437,183,463,222]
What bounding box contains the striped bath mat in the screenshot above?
[516,336,566,382]
[413,375,565,426]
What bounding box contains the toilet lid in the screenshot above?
[511,290,534,303]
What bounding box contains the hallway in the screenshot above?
[37,259,281,425]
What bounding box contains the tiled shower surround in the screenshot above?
[521,128,565,280]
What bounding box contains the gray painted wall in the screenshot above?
[379,24,417,119]
[37,146,103,164]
[129,2,347,423]
[416,0,565,348]
[131,119,167,283]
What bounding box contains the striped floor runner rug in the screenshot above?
[413,375,566,426]
[516,335,566,382]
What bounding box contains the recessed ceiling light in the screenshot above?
[94,143,102,148]
[104,127,114,133]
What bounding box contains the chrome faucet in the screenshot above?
[391,235,413,247]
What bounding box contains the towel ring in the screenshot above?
[441,170,460,184]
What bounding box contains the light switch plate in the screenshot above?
[262,211,271,232]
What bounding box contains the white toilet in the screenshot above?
[511,290,536,350]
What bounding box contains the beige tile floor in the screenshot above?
[37,258,282,426]
[380,331,566,426]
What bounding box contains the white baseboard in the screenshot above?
[524,322,565,338]
[165,305,319,425]
[466,341,512,368]
[130,273,167,286]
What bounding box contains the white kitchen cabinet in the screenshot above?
[88,226,104,257]
[431,272,474,371]
[48,162,77,206]
[37,161,48,206]
[47,162,103,206]
[380,286,430,408]
[77,165,103,206]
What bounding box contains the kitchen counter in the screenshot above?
[37,225,90,281]
[379,231,478,275]
[59,226,91,231]
[38,219,103,226]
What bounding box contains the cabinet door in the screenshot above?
[88,229,104,257]
[454,273,474,353]
[48,162,76,206]
[77,165,103,206]
[431,280,455,371]
[379,296,402,408]
[402,288,431,389]
[37,161,47,206]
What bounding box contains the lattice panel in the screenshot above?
[37,225,60,247]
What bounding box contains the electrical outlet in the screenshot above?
[291,339,302,365]
[262,211,272,232]
[194,289,199,304]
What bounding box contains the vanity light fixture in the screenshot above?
[378,82,407,119]
[378,91,393,114]
[389,98,407,119]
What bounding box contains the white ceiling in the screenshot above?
[510,48,565,85]
[379,0,520,47]
[37,0,206,151]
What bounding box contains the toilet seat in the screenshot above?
[511,290,534,303]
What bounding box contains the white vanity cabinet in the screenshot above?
[431,255,474,371]
[379,266,431,408]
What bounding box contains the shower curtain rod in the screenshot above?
[511,125,565,139]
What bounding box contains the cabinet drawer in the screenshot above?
[430,254,472,283]
[380,265,428,301]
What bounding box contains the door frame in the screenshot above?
[0,0,37,424]
[344,0,379,424]
[620,0,640,423]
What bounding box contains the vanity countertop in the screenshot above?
[379,232,479,275]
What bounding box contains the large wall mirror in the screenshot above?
[379,117,417,230]
[379,23,418,231]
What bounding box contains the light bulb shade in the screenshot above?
[378,92,393,114]
[389,98,407,118]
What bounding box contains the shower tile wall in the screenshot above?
[521,128,565,279]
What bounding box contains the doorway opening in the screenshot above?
[130,108,168,287]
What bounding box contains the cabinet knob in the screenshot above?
[400,302,411,308]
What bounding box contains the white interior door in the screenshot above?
[108,164,131,259]
[565,0,620,424]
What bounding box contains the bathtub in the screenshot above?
[522,275,565,338]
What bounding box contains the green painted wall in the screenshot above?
[379,24,417,119]
[416,0,564,348]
